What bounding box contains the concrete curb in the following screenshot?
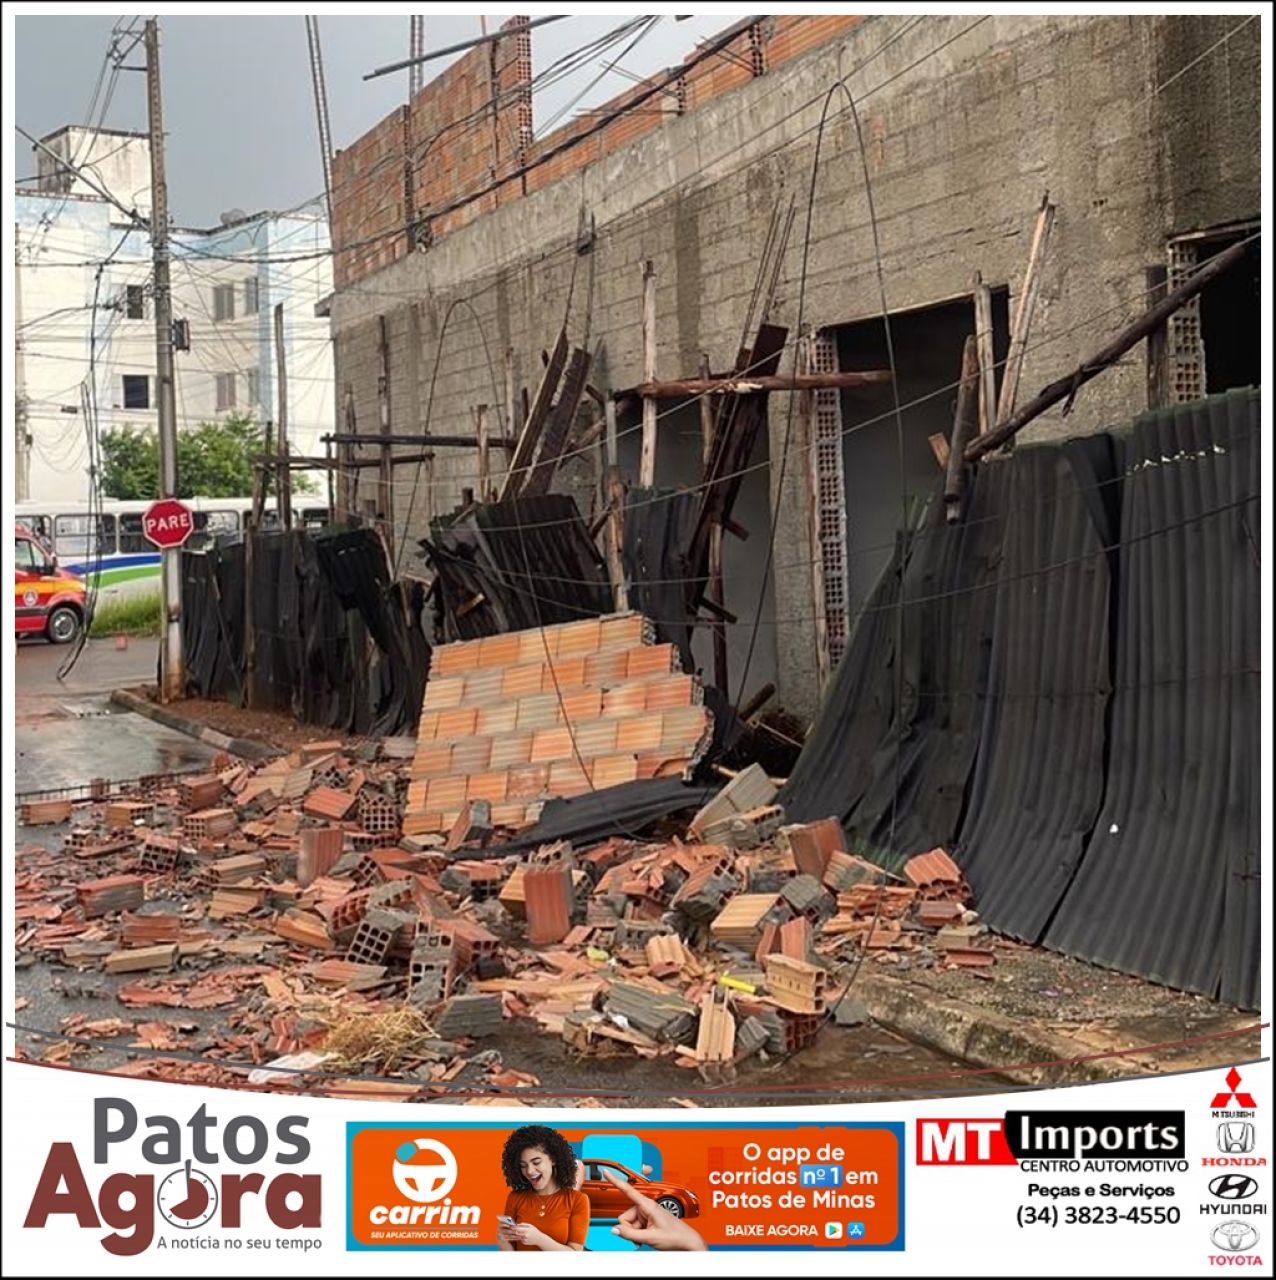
[108,688,282,762]
[855,970,1150,1086]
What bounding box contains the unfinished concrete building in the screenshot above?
[326,14,1260,721]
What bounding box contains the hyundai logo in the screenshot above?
[1210,1175,1259,1201]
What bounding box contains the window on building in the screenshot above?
[125,284,146,320]
[215,373,237,411]
[122,375,150,410]
[244,368,261,406]
[244,277,260,314]
[212,283,236,322]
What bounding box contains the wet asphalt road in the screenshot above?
[14,638,216,794]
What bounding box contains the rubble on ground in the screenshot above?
[14,733,995,1100]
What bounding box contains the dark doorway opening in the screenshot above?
[1199,234,1261,394]
[617,401,777,705]
[834,290,1010,620]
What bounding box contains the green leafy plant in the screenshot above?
[100,415,316,499]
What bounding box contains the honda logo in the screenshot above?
[1210,1175,1260,1201]
[1219,1122,1257,1154]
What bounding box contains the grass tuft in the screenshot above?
[89,592,162,638]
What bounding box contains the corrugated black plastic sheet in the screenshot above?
[181,527,428,737]
[779,459,1007,868]
[780,389,1259,1008]
[495,778,720,853]
[422,495,612,640]
[623,486,698,666]
[1043,392,1260,1008]
[957,434,1118,941]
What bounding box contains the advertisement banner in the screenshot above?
[346,1121,903,1250]
[4,1061,1273,1273]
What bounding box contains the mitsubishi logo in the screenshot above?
[1212,1068,1258,1109]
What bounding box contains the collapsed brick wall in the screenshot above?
[331,16,862,288]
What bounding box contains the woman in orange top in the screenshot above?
[496,1125,589,1252]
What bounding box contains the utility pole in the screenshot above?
[146,18,183,702]
[15,226,31,502]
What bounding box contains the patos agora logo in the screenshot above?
[22,1099,320,1256]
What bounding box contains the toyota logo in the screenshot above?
[1210,1175,1259,1201]
[1210,1221,1260,1253]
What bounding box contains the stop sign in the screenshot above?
[142,498,195,549]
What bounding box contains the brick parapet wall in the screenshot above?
[332,16,862,287]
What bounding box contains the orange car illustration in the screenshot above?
[579,1159,701,1220]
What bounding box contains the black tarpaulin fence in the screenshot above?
[181,526,428,738]
[780,389,1260,1008]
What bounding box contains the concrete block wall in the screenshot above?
[329,14,1259,718]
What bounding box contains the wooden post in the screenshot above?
[944,336,981,522]
[972,272,997,435]
[639,259,658,486]
[338,385,356,522]
[243,466,264,709]
[699,354,728,693]
[503,346,516,442]
[604,397,628,612]
[476,404,491,502]
[273,303,292,529]
[996,195,1056,428]
[969,236,1249,462]
[376,315,394,543]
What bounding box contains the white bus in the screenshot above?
[13,497,333,601]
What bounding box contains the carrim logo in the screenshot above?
[1210,1176,1260,1202]
[392,1139,458,1204]
[369,1137,480,1228]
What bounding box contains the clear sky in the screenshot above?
[14,11,746,228]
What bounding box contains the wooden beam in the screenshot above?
[699,596,738,625]
[501,327,567,500]
[476,404,491,502]
[944,335,981,522]
[639,259,658,486]
[928,432,951,470]
[972,272,997,435]
[604,397,628,612]
[322,432,511,449]
[274,304,292,530]
[376,314,394,540]
[699,353,728,693]
[503,346,516,442]
[967,237,1251,462]
[338,386,356,523]
[622,370,892,398]
[996,195,1055,427]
